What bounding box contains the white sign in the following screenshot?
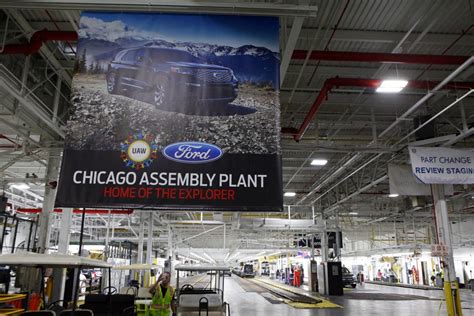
[431,244,449,257]
[409,146,474,184]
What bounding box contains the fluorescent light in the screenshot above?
[203,252,216,263]
[310,159,328,166]
[228,251,240,261]
[190,252,211,263]
[376,80,408,93]
[10,183,30,190]
[388,193,399,198]
[284,192,296,197]
[349,212,358,215]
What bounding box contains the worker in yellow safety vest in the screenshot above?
[149,272,177,316]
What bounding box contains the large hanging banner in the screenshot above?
[408,146,474,184]
[56,12,282,211]
[388,164,453,196]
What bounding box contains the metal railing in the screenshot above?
[0,63,66,138]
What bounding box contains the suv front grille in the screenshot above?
[195,69,232,83]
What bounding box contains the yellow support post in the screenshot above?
[443,281,462,316]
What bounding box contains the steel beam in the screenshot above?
[296,28,474,46]
[280,17,304,83]
[292,50,470,65]
[1,1,318,17]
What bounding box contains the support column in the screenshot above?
[145,213,153,286]
[103,210,111,291]
[335,211,341,260]
[311,205,316,261]
[52,76,62,124]
[37,149,61,253]
[51,208,72,302]
[137,212,145,285]
[147,212,153,265]
[223,224,226,250]
[432,184,462,316]
[166,225,173,274]
[105,211,111,258]
[137,213,145,264]
[394,222,399,246]
[320,211,328,262]
[320,211,329,295]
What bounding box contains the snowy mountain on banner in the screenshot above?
[78,36,279,88]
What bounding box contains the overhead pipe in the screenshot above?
[0,29,78,55]
[292,50,470,65]
[44,10,76,55]
[284,76,474,142]
[16,208,133,215]
[299,57,474,205]
[0,134,21,149]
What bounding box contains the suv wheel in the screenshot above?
[153,79,169,108]
[107,72,120,94]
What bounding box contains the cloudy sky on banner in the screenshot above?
[79,12,279,52]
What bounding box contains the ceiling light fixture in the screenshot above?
[190,252,211,263]
[203,252,216,263]
[388,193,399,198]
[311,159,328,166]
[349,212,358,215]
[284,192,296,197]
[10,183,30,190]
[376,80,408,93]
[228,251,240,261]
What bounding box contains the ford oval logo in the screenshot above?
[163,142,223,164]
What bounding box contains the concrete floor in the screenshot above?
[224,277,474,315]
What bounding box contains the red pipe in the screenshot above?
[16,208,133,215]
[0,134,22,148]
[284,77,474,142]
[45,9,76,55]
[292,50,470,65]
[1,30,78,55]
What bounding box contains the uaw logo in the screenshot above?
[120,132,158,170]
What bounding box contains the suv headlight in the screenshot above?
[230,69,238,82]
[170,67,193,75]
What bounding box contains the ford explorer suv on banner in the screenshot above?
[106,46,239,108]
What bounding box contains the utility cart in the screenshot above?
[0,251,112,313]
[175,265,230,315]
